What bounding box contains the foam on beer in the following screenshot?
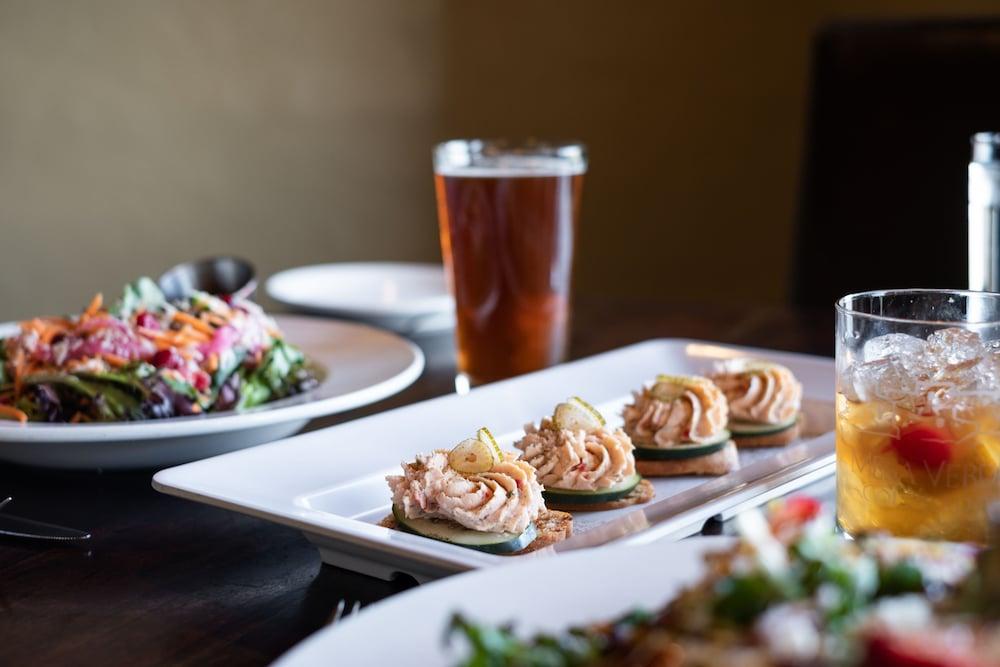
[436,156,585,177]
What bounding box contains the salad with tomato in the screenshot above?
[449,497,1000,666]
[0,278,317,424]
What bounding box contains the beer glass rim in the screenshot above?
[433,138,587,173]
[835,288,1000,326]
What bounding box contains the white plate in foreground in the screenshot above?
[154,339,833,579]
[0,315,424,470]
[266,262,455,335]
[275,536,733,667]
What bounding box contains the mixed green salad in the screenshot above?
[448,497,1000,666]
[0,278,316,423]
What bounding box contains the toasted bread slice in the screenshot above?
[733,416,803,448]
[636,440,739,477]
[519,509,574,553]
[546,478,656,512]
[378,509,573,555]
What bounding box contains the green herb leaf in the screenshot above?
[112,277,166,318]
[713,572,788,625]
[75,364,155,398]
[446,613,601,667]
[213,348,245,391]
[161,374,198,401]
[236,340,306,409]
[878,561,925,597]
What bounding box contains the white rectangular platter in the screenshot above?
[153,339,835,582]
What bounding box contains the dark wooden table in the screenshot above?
[0,297,832,666]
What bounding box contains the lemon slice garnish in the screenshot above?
[717,358,775,375]
[553,396,606,431]
[651,374,705,402]
[449,437,498,474]
[476,426,504,462]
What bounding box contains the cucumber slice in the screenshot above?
[391,504,536,554]
[543,473,642,505]
[633,431,731,460]
[729,417,798,436]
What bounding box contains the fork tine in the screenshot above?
[330,598,346,625]
[349,600,361,617]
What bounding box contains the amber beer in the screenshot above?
[434,141,586,384]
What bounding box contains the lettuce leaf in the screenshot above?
[112,277,167,318]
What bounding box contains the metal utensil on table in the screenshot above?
[327,599,361,626]
[158,256,257,302]
[0,496,91,542]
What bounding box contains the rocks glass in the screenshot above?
[836,289,1000,543]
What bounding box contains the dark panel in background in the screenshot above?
[794,19,1000,306]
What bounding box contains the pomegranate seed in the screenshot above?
[193,370,211,392]
[151,349,182,369]
[136,311,160,330]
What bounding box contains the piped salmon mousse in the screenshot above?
[514,396,654,511]
[622,374,739,476]
[383,427,572,554]
[710,358,804,447]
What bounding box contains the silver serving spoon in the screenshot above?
[158,256,257,302]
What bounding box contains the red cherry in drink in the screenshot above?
[888,423,953,469]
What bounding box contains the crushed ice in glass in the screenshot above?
[843,327,1000,412]
[862,333,926,363]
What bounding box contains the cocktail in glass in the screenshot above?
[836,289,1000,543]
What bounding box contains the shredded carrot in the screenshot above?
[70,412,85,423]
[143,329,194,348]
[20,318,66,344]
[0,405,28,424]
[173,311,215,336]
[102,353,128,368]
[140,328,173,342]
[203,313,228,328]
[206,353,219,373]
[39,322,69,344]
[84,292,104,318]
[64,358,90,374]
[176,325,210,343]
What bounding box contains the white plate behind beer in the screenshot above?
[266,262,455,335]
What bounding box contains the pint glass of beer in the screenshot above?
[433,140,586,384]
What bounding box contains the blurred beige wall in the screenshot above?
[1,1,998,319]
[0,0,444,319]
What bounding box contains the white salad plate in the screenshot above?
[275,536,733,667]
[154,339,834,580]
[0,315,424,470]
[266,262,455,335]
